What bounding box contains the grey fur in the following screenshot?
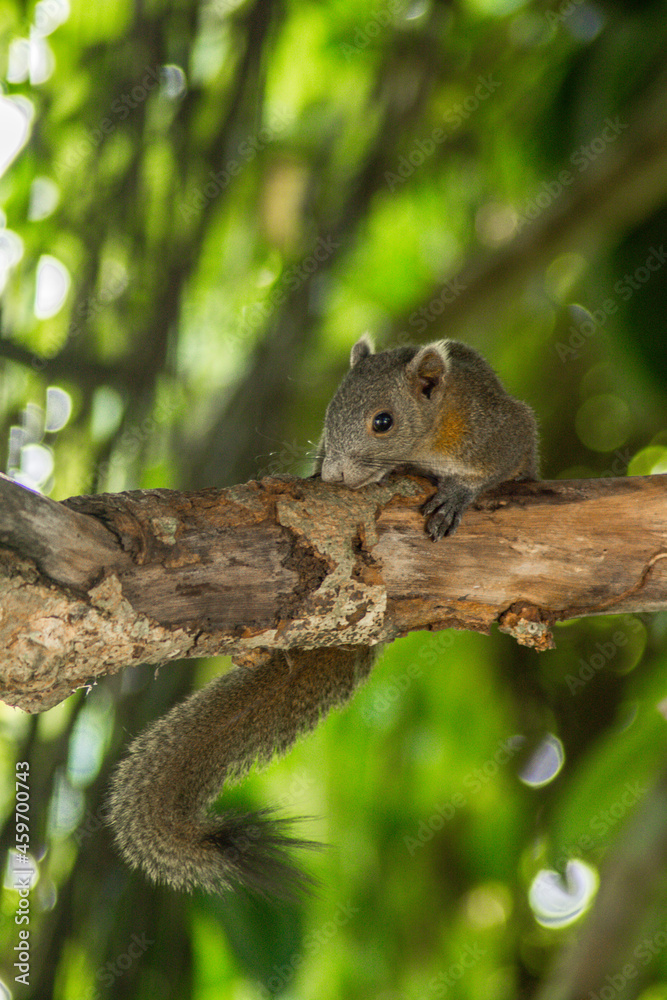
[350,332,374,366]
[108,646,373,896]
[319,336,538,538]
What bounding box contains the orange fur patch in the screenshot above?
[431,403,468,454]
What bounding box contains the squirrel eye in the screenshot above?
[372,411,394,434]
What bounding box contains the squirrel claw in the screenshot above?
[424,503,463,540]
[422,482,475,540]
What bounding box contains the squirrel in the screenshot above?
[107,335,538,897]
[318,334,538,538]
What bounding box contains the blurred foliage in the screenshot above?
[1,0,667,998]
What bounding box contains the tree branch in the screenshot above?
[1,473,665,712]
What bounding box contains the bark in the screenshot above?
[1,472,665,713]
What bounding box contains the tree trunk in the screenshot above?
[1,472,665,712]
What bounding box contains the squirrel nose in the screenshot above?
[321,458,343,483]
[341,470,376,488]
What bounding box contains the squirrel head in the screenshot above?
[320,335,450,487]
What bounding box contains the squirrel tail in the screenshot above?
[107,646,374,897]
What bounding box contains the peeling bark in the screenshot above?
[1,472,665,713]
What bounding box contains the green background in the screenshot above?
[1,0,667,997]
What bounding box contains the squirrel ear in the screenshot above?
[406,342,449,399]
[350,334,374,368]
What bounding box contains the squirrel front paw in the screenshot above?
[422,481,476,541]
